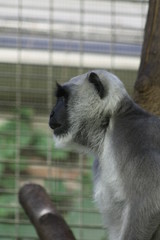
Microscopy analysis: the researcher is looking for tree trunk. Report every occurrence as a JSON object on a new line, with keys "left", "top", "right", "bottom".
{"left": 134, "top": 0, "right": 160, "bottom": 116}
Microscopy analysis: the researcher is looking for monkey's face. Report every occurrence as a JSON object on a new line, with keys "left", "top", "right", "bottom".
{"left": 49, "top": 70, "right": 127, "bottom": 151}
{"left": 49, "top": 82, "right": 71, "bottom": 147}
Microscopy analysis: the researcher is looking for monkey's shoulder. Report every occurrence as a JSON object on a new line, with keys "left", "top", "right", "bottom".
{"left": 113, "top": 107, "right": 160, "bottom": 153}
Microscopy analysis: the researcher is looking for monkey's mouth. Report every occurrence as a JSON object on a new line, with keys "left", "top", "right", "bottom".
{"left": 52, "top": 122, "right": 61, "bottom": 131}
{"left": 49, "top": 117, "right": 69, "bottom": 136}
{"left": 54, "top": 125, "right": 68, "bottom": 136}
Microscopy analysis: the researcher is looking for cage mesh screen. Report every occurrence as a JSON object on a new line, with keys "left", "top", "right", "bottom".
{"left": 0, "top": 0, "right": 148, "bottom": 239}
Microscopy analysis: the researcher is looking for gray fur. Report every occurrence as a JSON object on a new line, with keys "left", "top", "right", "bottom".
{"left": 50, "top": 70, "right": 160, "bottom": 240}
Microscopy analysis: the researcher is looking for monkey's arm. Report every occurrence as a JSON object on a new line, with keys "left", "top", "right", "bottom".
{"left": 119, "top": 202, "right": 160, "bottom": 240}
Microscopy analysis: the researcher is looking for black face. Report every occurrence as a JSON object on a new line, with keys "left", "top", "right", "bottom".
{"left": 49, "top": 84, "right": 69, "bottom": 136}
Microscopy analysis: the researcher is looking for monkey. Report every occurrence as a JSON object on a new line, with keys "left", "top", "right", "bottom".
{"left": 49, "top": 70, "right": 160, "bottom": 240}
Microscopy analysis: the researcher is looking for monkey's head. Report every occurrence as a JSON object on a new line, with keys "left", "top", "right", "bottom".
{"left": 49, "top": 70, "right": 129, "bottom": 153}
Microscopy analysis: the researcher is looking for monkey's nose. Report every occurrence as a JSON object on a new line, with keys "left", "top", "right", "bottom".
{"left": 50, "top": 121, "right": 61, "bottom": 130}
{"left": 49, "top": 114, "right": 61, "bottom": 130}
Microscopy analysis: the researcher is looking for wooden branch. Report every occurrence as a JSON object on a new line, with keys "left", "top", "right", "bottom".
{"left": 134, "top": 0, "right": 160, "bottom": 116}
{"left": 19, "top": 183, "right": 76, "bottom": 240}
{"left": 27, "top": 165, "right": 80, "bottom": 180}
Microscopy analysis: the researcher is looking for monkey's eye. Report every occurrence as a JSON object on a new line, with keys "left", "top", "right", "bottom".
{"left": 55, "top": 83, "right": 69, "bottom": 100}
{"left": 57, "top": 95, "right": 68, "bottom": 108}
{"left": 59, "top": 96, "right": 65, "bottom": 103}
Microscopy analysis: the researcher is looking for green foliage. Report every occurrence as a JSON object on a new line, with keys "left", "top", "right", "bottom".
{"left": 66, "top": 198, "right": 106, "bottom": 240}
{"left": 0, "top": 107, "right": 69, "bottom": 218}
{"left": 0, "top": 194, "right": 15, "bottom": 217}
{"left": 33, "top": 131, "right": 69, "bottom": 160}
{"left": 0, "top": 223, "right": 37, "bottom": 239}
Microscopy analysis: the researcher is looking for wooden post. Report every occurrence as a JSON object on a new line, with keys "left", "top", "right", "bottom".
{"left": 19, "top": 184, "right": 76, "bottom": 240}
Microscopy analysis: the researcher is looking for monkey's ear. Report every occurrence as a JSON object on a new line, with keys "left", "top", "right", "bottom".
{"left": 88, "top": 72, "right": 105, "bottom": 98}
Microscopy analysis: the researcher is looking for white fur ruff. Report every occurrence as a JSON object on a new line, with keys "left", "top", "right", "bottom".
{"left": 53, "top": 132, "right": 73, "bottom": 148}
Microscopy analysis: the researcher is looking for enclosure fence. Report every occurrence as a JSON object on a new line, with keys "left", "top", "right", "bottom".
{"left": 0, "top": 0, "right": 148, "bottom": 239}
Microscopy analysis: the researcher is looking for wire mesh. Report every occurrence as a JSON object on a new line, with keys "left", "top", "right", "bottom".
{"left": 0, "top": 0, "right": 148, "bottom": 239}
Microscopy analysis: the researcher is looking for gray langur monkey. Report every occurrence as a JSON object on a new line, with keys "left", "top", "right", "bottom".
{"left": 49, "top": 70, "right": 160, "bottom": 240}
